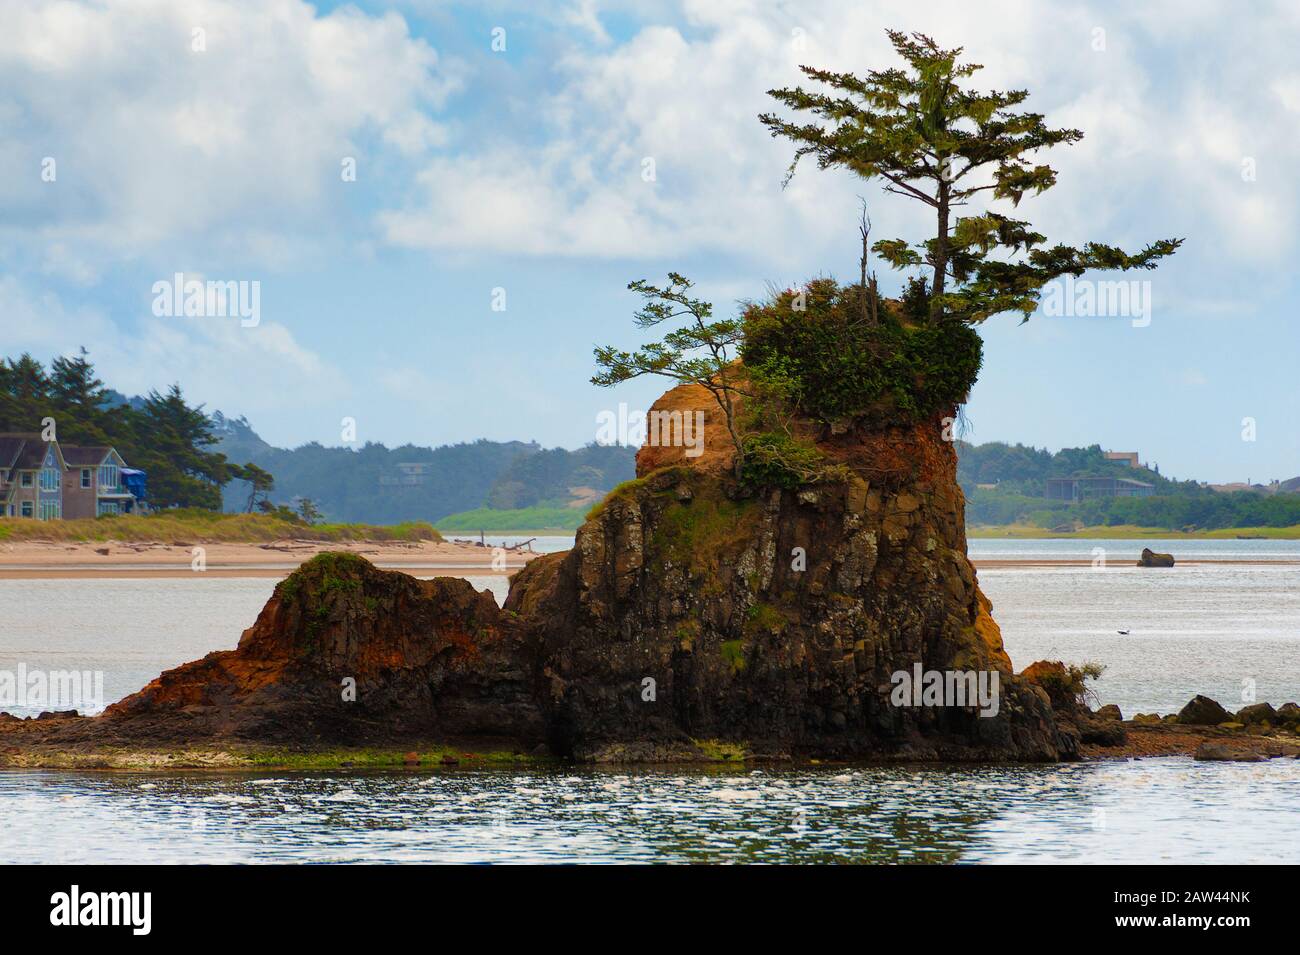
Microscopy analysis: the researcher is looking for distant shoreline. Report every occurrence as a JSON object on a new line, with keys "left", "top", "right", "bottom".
{"left": 0, "top": 539, "right": 536, "bottom": 580}
{"left": 967, "top": 523, "right": 1300, "bottom": 540}
{"left": 443, "top": 529, "right": 576, "bottom": 538}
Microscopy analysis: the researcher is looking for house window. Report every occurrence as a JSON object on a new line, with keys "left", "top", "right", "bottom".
{"left": 21, "top": 473, "right": 32, "bottom": 487}
{"left": 40, "top": 467, "right": 59, "bottom": 491}
{"left": 21, "top": 502, "right": 33, "bottom": 518}
{"left": 99, "top": 464, "right": 119, "bottom": 490}
{"left": 39, "top": 501, "right": 61, "bottom": 520}
{"left": 81, "top": 469, "right": 92, "bottom": 488}
{"left": 97, "top": 501, "right": 120, "bottom": 517}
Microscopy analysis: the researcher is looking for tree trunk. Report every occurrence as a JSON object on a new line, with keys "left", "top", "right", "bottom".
{"left": 722, "top": 396, "right": 745, "bottom": 479}
{"left": 932, "top": 178, "right": 950, "bottom": 322}
{"left": 859, "top": 232, "right": 869, "bottom": 325}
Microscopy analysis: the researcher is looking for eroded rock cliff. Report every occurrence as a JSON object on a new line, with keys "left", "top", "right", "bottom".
{"left": 508, "top": 383, "right": 1070, "bottom": 761}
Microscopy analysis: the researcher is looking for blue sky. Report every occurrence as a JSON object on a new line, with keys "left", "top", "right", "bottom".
{"left": 1, "top": 0, "right": 1297, "bottom": 483}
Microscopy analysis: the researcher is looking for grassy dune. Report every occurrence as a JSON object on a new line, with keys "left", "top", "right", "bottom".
{"left": 0, "top": 508, "right": 442, "bottom": 544}
{"left": 435, "top": 506, "right": 584, "bottom": 533}
{"left": 968, "top": 523, "right": 1300, "bottom": 539}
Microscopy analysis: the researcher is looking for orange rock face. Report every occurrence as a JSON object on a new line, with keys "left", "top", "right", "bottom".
{"left": 97, "top": 554, "right": 544, "bottom": 746}
{"left": 634, "top": 380, "right": 739, "bottom": 478}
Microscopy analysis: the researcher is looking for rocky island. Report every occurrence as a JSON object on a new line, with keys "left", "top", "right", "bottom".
{"left": 0, "top": 376, "right": 1071, "bottom": 764}
{"left": 11, "top": 358, "right": 1278, "bottom": 769}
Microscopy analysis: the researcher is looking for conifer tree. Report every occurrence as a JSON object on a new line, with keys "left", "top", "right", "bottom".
{"left": 760, "top": 30, "right": 1181, "bottom": 323}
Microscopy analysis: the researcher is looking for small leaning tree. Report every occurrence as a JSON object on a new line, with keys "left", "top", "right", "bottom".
{"left": 759, "top": 29, "right": 1182, "bottom": 324}
{"left": 592, "top": 273, "right": 749, "bottom": 475}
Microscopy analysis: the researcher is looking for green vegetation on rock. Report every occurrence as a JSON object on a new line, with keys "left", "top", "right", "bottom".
{"left": 742, "top": 277, "right": 983, "bottom": 428}
{"left": 649, "top": 481, "right": 759, "bottom": 577}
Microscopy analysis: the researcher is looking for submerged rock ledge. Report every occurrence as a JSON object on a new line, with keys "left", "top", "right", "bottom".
{"left": 0, "top": 385, "right": 1271, "bottom": 767}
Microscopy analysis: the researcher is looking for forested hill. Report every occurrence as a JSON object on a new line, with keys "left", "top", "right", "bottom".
{"left": 0, "top": 350, "right": 637, "bottom": 523}
{"left": 957, "top": 440, "right": 1300, "bottom": 530}
{"left": 955, "top": 441, "right": 1188, "bottom": 495}
{"left": 211, "top": 412, "right": 636, "bottom": 523}
{"left": 10, "top": 346, "right": 1291, "bottom": 532}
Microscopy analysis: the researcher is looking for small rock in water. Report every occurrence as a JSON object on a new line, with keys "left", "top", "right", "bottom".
{"left": 1136, "top": 547, "right": 1175, "bottom": 567}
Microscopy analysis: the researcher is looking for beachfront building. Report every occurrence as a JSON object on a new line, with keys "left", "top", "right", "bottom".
{"left": 1045, "top": 476, "right": 1156, "bottom": 501}
{"left": 0, "top": 433, "right": 146, "bottom": 519}
{"left": 1102, "top": 450, "right": 1142, "bottom": 468}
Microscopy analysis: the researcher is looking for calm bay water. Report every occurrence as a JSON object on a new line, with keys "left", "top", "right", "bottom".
{"left": 2, "top": 758, "right": 1299, "bottom": 864}
{"left": 2, "top": 537, "right": 1298, "bottom": 863}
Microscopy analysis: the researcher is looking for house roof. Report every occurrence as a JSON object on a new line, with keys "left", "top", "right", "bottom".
{"left": 0, "top": 433, "right": 54, "bottom": 470}
{"left": 0, "top": 434, "right": 30, "bottom": 470}
{"left": 1048, "top": 475, "right": 1155, "bottom": 488}
{"left": 61, "top": 446, "right": 112, "bottom": 466}
{"left": 0, "top": 434, "right": 117, "bottom": 472}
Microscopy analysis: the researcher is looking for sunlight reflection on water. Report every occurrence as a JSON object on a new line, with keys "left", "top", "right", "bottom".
{"left": 3, "top": 758, "right": 1297, "bottom": 864}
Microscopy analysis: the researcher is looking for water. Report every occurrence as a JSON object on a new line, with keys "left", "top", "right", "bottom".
{"left": 968, "top": 537, "right": 1300, "bottom": 561}
{"left": 979, "top": 559, "right": 1300, "bottom": 716}
{"left": 2, "top": 758, "right": 1297, "bottom": 864}
{"left": 3, "top": 537, "right": 1298, "bottom": 864}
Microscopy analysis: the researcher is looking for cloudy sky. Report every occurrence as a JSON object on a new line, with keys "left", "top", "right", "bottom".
{"left": 2, "top": 0, "right": 1297, "bottom": 482}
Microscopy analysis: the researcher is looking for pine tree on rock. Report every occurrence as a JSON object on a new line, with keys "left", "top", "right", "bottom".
{"left": 760, "top": 29, "right": 1182, "bottom": 324}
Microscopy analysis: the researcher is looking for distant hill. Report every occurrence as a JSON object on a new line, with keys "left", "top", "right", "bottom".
{"left": 955, "top": 441, "right": 1193, "bottom": 495}
{"left": 956, "top": 440, "right": 1300, "bottom": 530}
{"left": 211, "top": 412, "right": 636, "bottom": 524}
{"left": 483, "top": 443, "right": 635, "bottom": 511}
{"left": 214, "top": 415, "right": 1295, "bottom": 531}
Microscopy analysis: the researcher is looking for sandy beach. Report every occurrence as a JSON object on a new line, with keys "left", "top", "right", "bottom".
{"left": 2, "top": 539, "right": 1297, "bottom": 579}
{"left": 0, "top": 538, "right": 539, "bottom": 579}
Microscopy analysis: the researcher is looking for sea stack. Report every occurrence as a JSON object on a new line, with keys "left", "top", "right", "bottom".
{"left": 506, "top": 380, "right": 1073, "bottom": 761}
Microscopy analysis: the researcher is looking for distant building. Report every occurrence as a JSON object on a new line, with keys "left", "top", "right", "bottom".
{"left": 0, "top": 433, "right": 146, "bottom": 519}
{"left": 1208, "top": 481, "right": 1275, "bottom": 494}
{"left": 379, "top": 462, "right": 429, "bottom": 487}
{"left": 1045, "top": 476, "right": 1156, "bottom": 501}
{"left": 1102, "top": 450, "right": 1141, "bottom": 468}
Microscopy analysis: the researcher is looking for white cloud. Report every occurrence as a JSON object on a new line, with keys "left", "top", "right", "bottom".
{"left": 0, "top": 275, "right": 338, "bottom": 418}
{"left": 377, "top": 0, "right": 1300, "bottom": 275}
{"left": 0, "top": 0, "right": 458, "bottom": 270}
